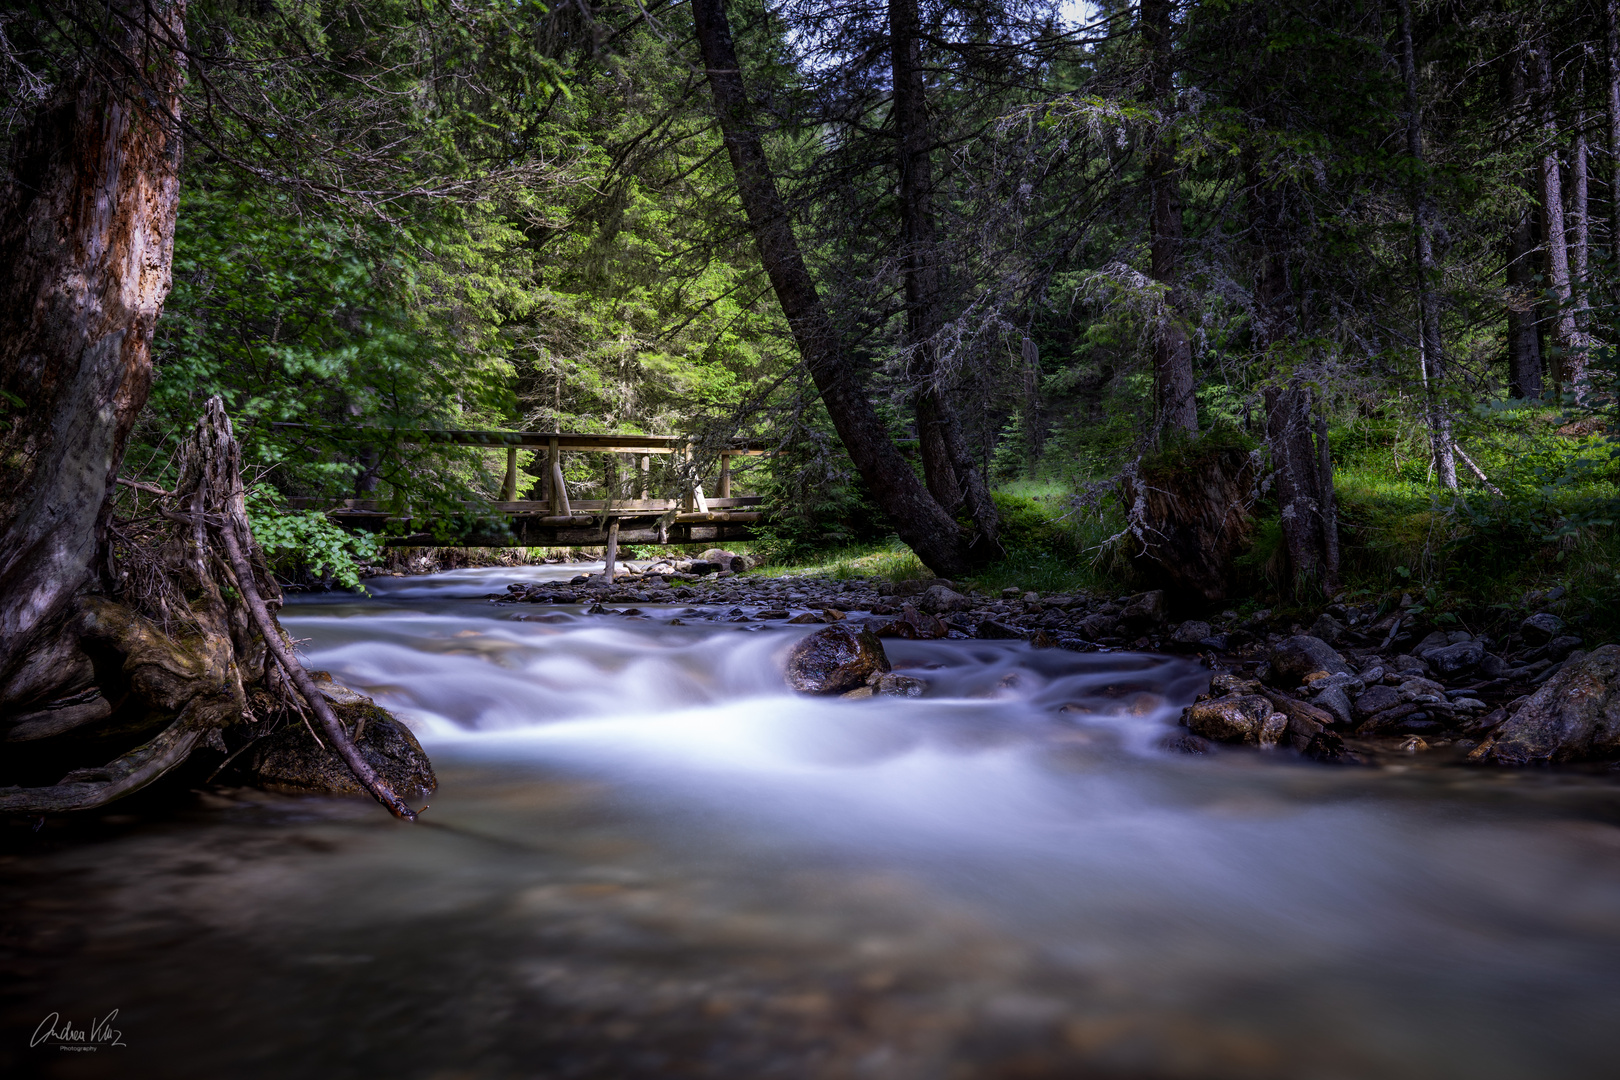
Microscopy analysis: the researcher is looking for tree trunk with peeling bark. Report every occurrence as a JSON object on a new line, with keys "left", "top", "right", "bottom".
{"left": 690, "top": 0, "right": 980, "bottom": 577}
{"left": 1534, "top": 41, "right": 1579, "bottom": 386}
{"left": 0, "top": 3, "right": 425, "bottom": 818}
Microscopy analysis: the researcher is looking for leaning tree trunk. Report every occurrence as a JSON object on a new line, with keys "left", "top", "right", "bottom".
{"left": 690, "top": 0, "right": 979, "bottom": 577}
{"left": 0, "top": 4, "right": 420, "bottom": 819}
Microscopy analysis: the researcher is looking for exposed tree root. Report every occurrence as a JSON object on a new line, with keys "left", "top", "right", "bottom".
{"left": 0, "top": 398, "right": 423, "bottom": 819}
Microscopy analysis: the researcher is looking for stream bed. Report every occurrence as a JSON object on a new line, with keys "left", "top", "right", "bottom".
{"left": 4, "top": 565, "right": 1619, "bottom": 1078}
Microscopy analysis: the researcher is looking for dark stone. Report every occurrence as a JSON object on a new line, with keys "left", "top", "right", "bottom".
{"left": 1171, "top": 620, "right": 1212, "bottom": 646}
{"left": 919, "top": 585, "right": 972, "bottom": 614}
{"left": 1353, "top": 684, "right": 1403, "bottom": 718}
{"left": 1311, "top": 684, "right": 1354, "bottom": 726}
{"left": 240, "top": 701, "right": 436, "bottom": 801}
{"left": 1120, "top": 590, "right": 1167, "bottom": 630}
{"left": 975, "top": 619, "right": 1023, "bottom": 640}
{"left": 1078, "top": 613, "right": 1119, "bottom": 639}
{"left": 1519, "top": 612, "right": 1565, "bottom": 643}
{"left": 1425, "top": 639, "right": 1485, "bottom": 676}
{"left": 1488, "top": 645, "right": 1620, "bottom": 764}
{"left": 1309, "top": 613, "right": 1345, "bottom": 644}
{"left": 1545, "top": 635, "right": 1584, "bottom": 661}
{"left": 1160, "top": 732, "right": 1215, "bottom": 755}
{"left": 783, "top": 624, "right": 892, "bottom": 695}
{"left": 1268, "top": 635, "right": 1354, "bottom": 685}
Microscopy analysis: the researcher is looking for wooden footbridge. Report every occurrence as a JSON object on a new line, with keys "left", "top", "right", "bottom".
{"left": 283, "top": 427, "right": 771, "bottom": 550}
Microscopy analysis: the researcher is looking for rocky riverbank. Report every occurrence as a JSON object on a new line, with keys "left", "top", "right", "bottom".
{"left": 490, "top": 551, "right": 1618, "bottom": 769}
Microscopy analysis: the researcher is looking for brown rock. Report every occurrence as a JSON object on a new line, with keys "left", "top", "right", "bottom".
{"left": 1488, "top": 645, "right": 1620, "bottom": 764}
{"left": 784, "top": 624, "right": 892, "bottom": 695}
{"left": 1183, "top": 694, "right": 1287, "bottom": 746}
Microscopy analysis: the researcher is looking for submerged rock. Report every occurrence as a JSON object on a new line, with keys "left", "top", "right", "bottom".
{"left": 240, "top": 697, "right": 436, "bottom": 801}
{"left": 874, "top": 673, "right": 926, "bottom": 697}
{"left": 784, "top": 624, "right": 891, "bottom": 695}
{"left": 1487, "top": 645, "right": 1620, "bottom": 764}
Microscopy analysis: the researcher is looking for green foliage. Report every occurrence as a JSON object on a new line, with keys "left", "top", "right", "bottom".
{"left": 246, "top": 490, "right": 383, "bottom": 591}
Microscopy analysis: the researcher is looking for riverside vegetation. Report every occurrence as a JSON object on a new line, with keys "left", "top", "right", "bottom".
{"left": 5, "top": 0, "right": 1620, "bottom": 812}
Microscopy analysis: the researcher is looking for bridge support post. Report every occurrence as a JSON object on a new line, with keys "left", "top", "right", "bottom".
{"left": 719, "top": 453, "right": 731, "bottom": 499}
{"left": 501, "top": 446, "right": 517, "bottom": 501}
{"left": 639, "top": 455, "right": 650, "bottom": 499}
{"left": 602, "top": 518, "right": 620, "bottom": 586}
{"left": 548, "top": 437, "right": 570, "bottom": 515}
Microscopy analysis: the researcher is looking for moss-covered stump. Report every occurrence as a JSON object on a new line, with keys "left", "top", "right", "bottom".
{"left": 236, "top": 696, "right": 436, "bottom": 801}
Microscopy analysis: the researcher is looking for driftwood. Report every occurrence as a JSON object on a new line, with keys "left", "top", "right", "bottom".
{"left": 0, "top": 399, "right": 422, "bottom": 820}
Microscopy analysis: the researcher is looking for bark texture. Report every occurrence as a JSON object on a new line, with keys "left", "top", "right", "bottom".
{"left": 1533, "top": 41, "right": 1579, "bottom": 384}
{"left": 1609, "top": 0, "right": 1620, "bottom": 259}
{"left": 0, "top": 1, "right": 187, "bottom": 705}
{"left": 0, "top": 7, "right": 424, "bottom": 818}
{"left": 690, "top": 0, "right": 977, "bottom": 576}
{"left": 1141, "top": 0, "right": 1197, "bottom": 437}
{"left": 1119, "top": 441, "right": 1258, "bottom": 603}
{"left": 1397, "top": 0, "right": 1455, "bottom": 489}
{"left": 1264, "top": 381, "right": 1339, "bottom": 599}
{"left": 1507, "top": 52, "right": 1544, "bottom": 400}
{"left": 889, "top": 0, "right": 998, "bottom": 551}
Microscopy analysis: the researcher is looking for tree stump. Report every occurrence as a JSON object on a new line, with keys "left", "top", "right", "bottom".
{"left": 1118, "top": 436, "right": 1259, "bottom": 604}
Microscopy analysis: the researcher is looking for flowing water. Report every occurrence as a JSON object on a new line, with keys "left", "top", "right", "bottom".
{"left": 4, "top": 565, "right": 1620, "bottom": 1079}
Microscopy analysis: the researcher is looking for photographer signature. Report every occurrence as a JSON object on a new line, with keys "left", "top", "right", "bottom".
{"left": 31, "top": 1010, "right": 126, "bottom": 1051}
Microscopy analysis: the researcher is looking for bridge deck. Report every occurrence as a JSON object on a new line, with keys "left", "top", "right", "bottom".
{"left": 280, "top": 427, "right": 774, "bottom": 547}
{"left": 295, "top": 497, "right": 768, "bottom": 548}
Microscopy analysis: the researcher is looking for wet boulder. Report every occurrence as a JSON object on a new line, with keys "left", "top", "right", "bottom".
{"left": 1487, "top": 645, "right": 1620, "bottom": 764}
{"left": 1267, "top": 635, "right": 1355, "bottom": 686}
{"left": 239, "top": 698, "right": 437, "bottom": 801}
{"left": 784, "top": 624, "right": 892, "bottom": 695}
{"left": 1183, "top": 694, "right": 1288, "bottom": 746}
{"left": 975, "top": 619, "right": 1024, "bottom": 640}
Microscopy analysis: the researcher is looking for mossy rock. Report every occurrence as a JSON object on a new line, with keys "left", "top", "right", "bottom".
{"left": 239, "top": 698, "right": 436, "bottom": 800}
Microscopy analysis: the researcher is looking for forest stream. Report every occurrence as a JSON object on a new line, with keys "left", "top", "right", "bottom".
{"left": 4, "top": 565, "right": 1620, "bottom": 1079}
